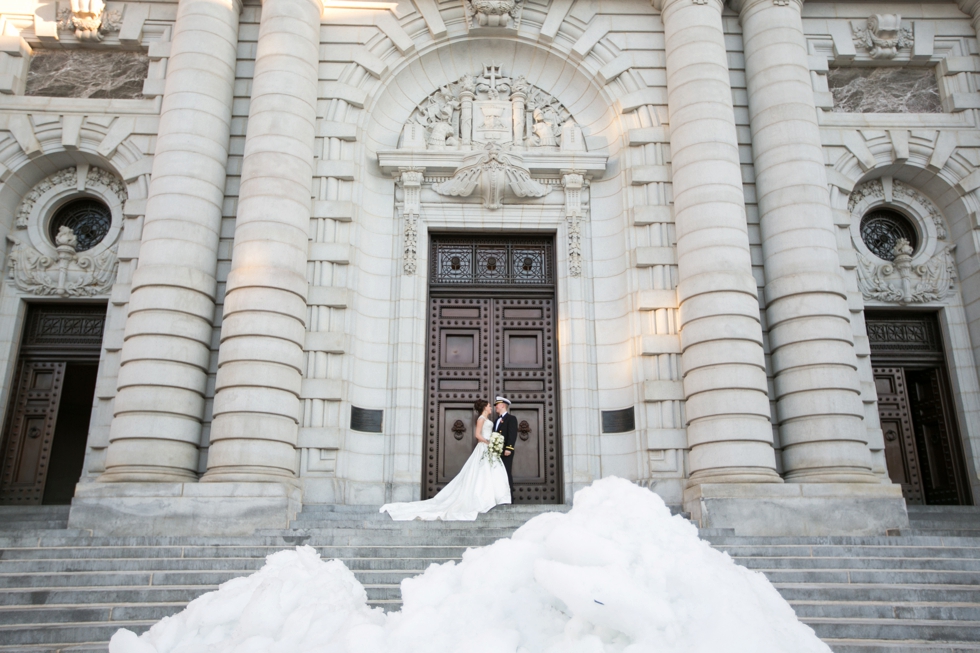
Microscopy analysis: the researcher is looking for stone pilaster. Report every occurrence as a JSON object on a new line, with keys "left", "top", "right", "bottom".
{"left": 100, "top": 0, "right": 241, "bottom": 483}
{"left": 732, "top": 0, "right": 877, "bottom": 483}
{"left": 202, "top": 0, "right": 322, "bottom": 485}
{"left": 655, "top": 0, "right": 780, "bottom": 485}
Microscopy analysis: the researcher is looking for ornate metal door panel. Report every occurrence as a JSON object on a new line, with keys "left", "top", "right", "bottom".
{"left": 873, "top": 367, "right": 923, "bottom": 504}
{"left": 425, "top": 237, "right": 560, "bottom": 503}
{"left": 0, "top": 361, "right": 66, "bottom": 504}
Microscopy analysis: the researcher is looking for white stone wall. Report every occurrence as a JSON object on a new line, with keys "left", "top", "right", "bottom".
{"left": 0, "top": 0, "right": 976, "bottom": 509}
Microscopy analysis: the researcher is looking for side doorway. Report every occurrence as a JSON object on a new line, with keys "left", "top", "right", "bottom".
{"left": 868, "top": 311, "right": 972, "bottom": 505}
{"left": 0, "top": 304, "right": 105, "bottom": 505}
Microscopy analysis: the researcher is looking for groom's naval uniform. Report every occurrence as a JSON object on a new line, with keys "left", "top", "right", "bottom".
{"left": 493, "top": 396, "right": 518, "bottom": 492}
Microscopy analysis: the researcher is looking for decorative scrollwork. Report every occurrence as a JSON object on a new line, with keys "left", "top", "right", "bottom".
{"left": 852, "top": 14, "right": 913, "bottom": 59}
{"left": 857, "top": 239, "right": 956, "bottom": 305}
{"left": 7, "top": 228, "right": 118, "bottom": 297}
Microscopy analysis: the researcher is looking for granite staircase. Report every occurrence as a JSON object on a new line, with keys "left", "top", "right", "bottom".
{"left": 0, "top": 504, "right": 979, "bottom": 653}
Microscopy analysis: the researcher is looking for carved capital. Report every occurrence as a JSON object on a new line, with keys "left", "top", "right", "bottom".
{"left": 653, "top": 0, "right": 724, "bottom": 14}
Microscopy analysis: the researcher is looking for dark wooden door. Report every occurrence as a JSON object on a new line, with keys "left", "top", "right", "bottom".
{"left": 867, "top": 311, "right": 972, "bottom": 505}
{"left": 0, "top": 361, "right": 66, "bottom": 504}
{"left": 0, "top": 304, "right": 105, "bottom": 505}
{"left": 907, "top": 368, "right": 971, "bottom": 505}
{"left": 425, "top": 236, "right": 560, "bottom": 503}
{"left": 873, "top": 367, "right": 923, "bottom": 503}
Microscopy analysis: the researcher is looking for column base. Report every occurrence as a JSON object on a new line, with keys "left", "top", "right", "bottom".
{"left": 67, "top": 482, "right": 302, "bottom": 536}
{"left": 684, "top": 482, "right": 908, "bottom": 536}
{"left": 783, "top": 468, "right": 881, "bottom": 484}
{"left": 97, "top": 467, "right": 199, "bottom": 483}
{"left": 200, "top": 468, "right": 300, "bottom": 489}
{"left": 687, "top": 467, "right": 783, "bottom": 486}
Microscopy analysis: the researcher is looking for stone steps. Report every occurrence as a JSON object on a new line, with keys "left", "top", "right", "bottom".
{"left": 0, "top": 504, "right": 978, "bottom": 652}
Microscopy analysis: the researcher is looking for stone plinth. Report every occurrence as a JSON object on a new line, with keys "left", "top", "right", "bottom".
{"left": 67, "top": 482, "right": 301, "bottom": 536}
{"left": 684, "top": 482, "right": 908, "bottom": 536}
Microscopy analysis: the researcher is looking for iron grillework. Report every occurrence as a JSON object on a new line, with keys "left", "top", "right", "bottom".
{"left": 431, "top": 237, "right": 554, "bottom": 286}
{"left": 860, "top": 209, "right": 918, "bottom": 261}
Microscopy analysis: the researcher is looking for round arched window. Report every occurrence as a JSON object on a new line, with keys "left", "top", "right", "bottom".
{"left": 49, "top": 198, "right": 111, "bottom": 252}
{"left": 860, "top": 209, "right": 918, "bottom": 261}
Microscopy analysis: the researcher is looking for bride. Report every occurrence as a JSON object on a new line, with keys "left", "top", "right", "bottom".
{"left": 381, "top": 399, "right": 511, "bottom": 521}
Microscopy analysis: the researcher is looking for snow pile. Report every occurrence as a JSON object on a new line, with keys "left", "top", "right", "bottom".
{"left": 110, "top": 477, "right": 831, "bottom": 653}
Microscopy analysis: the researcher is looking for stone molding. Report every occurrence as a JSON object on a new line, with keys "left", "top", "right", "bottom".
{"left": 726, "top": 0, "right": 802, "bottom": 16}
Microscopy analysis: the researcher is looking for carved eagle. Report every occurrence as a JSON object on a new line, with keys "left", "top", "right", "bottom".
{"left": 433, "top": 143, "right": 549, "bottom": 209}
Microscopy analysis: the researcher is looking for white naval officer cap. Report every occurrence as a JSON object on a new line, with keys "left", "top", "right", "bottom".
{"left": 494, "top": 396, "right": 512, "bottom": 405}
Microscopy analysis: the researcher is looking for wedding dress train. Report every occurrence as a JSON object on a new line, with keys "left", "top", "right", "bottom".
{"left": 381, "top": 419, "right": 511, "bottom": 521}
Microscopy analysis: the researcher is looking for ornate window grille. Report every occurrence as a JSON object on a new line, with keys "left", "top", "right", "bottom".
{"left": 860, "top": 209, "right": 918, "bottom": 261}
{"left": 430, "top": 237, "right": 554, "bottom": 286}
{"left": 49, "top": 199, "right": 111, "bottom": 252}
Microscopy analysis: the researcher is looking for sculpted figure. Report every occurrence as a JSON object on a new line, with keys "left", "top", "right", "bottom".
{"left": 427, "top": 105, "right": 459, "bottom": 149}
{"left": 529, "top": 108, "right": 557, "bottom": 147}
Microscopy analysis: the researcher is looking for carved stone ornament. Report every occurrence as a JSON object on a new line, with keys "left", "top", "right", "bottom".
{"left": 16, "top": 166, "right": 127, "bottom": 229}
{"left": 848, "top": 179, "right": 948, "bottom": 241}
{"left": 399, "top": 64, "right": 585, "bottom": 153}
{"left": 464, "top": 0, "right": 524, "bottom": 29}
{"left": 857, "top": 239, "right": 955, "bottom": 304}
{"left": 57, "top": 0, "right": 122, "bottom": 41}
{"left": 7, "top": 227, "right": 118, "bottom": 297}
{"left": 562, "top": 170, "right": 588, "bottom": 277}
{"left": 396, "top": 167, "right": 424, "bottom": 275}
{"left": 8, "top": 166, "right": 124, "bottom": 296}
{"left": 852, "top": 14, "right": 913, "bottom": 59}
{"left": 433, "top": 143, "right": 549, "bottom": 210}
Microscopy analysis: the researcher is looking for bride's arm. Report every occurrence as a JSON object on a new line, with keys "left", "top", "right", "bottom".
{"left": 474, "top": 416, "right": 489, "bottom": 443}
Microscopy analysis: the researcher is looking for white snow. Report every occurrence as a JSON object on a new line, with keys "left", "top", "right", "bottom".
{"left": 109, "top": 477, "right": 832, "bottom": 653}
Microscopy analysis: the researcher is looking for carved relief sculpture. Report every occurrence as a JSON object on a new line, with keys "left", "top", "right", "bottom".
{"left": 397, "top": 168, "right": 424, "bottom": 275}
{"left": 7, "top": 227, "right": 118, "bottom": 297}
{"left": 857, "top": 239, "right": 956, "bottom": 305}
{"left": 399, "top": 65, "right": 583, "bottom": 153}
{"left": 433, "top": 143, "right": 549, "bottom": 210}
{"left": 57, "top": 0, "right": 122, "bottom": 41}
{"left": 562, "top": 171, "right": 588, "bottom": 277}
{"left": 848, "top": 179, "right": 948, "bottom": 241}
{"left": 8, "top": 166, "right": 125, "bottom": 296}
{"left": 464, "top": 0, "right": 524, "bottom": 29}
{"left": 852, "top": 14, "right": 913, "bottom": 59}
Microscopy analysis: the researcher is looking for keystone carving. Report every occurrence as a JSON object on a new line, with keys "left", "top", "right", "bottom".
{"left": 464, "top": 0, "right": 524, "bottom": 29}
{"left": 852, "top": 14, "right": 913, "bottom": 59}
{"left": 857, "top": 239, "right": 956, "bottom": 304}
{"left": 57, "top": 0, "right": 122, "bottom": 41}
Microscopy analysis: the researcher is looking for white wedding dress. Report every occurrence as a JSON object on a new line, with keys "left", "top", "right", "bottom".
{"left": 381, "top": 418, "right": 511, "bottom": 521}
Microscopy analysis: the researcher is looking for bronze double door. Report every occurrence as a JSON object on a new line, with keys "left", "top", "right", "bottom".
{"left": 424, "top": 239, "right": 561, "bottom": 503}
{"left": 869, "top": 312, "right": 972, "bottom": 505}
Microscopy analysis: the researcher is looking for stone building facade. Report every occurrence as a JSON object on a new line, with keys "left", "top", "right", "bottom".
{"left": 0, "top": 0, "right": 976, "bottom": 536}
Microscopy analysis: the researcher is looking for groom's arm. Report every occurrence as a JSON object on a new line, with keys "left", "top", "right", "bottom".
{"left": 503, "top": 414, "right": 518, "bottom": 452}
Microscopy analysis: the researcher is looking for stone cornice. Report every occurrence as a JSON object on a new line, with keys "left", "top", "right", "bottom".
{"left": 958, "top": 0, "right": 980, "bottom": 30}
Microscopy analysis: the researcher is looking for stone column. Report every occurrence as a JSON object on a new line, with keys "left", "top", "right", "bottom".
{"left": 656, "top": 0, "right": 780, "bottom": 484}
{"left": 100, "top": 0, "right": 241, "bottom": 482}
{"left": 202, "top": 0, "right": 321, "bottom": 484}
{"left": 733, "top": 0, "right": 877, "bottom": 482}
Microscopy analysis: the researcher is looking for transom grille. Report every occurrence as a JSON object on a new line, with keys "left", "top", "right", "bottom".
{"left": 430, "top": 237, "right": 554, "bottom": 286}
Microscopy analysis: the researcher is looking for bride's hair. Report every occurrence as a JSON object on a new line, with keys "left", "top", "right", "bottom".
{"left": 473, "top": 399, "right": 489, "bottom": 415}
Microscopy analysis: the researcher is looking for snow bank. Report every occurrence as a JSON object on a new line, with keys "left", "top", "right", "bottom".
{"left": 109, "top": 477, "right": 831, "bottom": 653}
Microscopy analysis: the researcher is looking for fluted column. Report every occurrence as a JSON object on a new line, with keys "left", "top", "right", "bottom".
{"left": 202, "top": 0, "right": 321, "bottom": 484}
{"left": 101, "top": 0, "right": 241, "bottom": 482}
{"left": 656, "top": 0, "right": 780, "bottom": 484}
{"left": 733, "top": 0, "right": 877, "bottom": 482}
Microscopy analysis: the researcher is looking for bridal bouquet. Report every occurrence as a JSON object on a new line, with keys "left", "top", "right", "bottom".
{"left": 484, "top": 432, "right": 505, "bottom": 466}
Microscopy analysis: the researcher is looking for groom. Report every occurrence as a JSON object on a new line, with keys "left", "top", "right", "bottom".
{"left": 493, "top": 396, "right": 518, "bottom": 493}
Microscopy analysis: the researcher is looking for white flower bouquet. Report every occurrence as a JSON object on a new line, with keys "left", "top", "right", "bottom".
{"left": 484, "top": 432, "right": 505, "bottom": 466}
